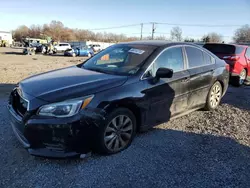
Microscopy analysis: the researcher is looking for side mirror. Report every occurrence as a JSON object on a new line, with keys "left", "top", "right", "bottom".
{"left": 156, "top": 68, "right": 173, "bottom": 78}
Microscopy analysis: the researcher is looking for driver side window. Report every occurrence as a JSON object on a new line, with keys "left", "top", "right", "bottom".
{"left": 149, "top": 47, "right": 184, "bottom": 77}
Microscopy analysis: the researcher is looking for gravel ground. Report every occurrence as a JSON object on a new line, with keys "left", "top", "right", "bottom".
{"left": 0, "top": 48, "right": 250, "bottom": 188}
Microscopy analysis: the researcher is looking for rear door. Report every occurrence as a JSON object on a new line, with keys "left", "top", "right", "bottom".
{"left": 184, "top": 46, "right": 215, "bottom": 109}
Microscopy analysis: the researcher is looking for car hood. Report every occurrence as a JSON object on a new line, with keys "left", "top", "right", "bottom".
{"left": 19, "top": 66, "right": 128, "bottom": 102}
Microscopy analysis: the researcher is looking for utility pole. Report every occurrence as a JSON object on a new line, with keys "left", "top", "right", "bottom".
{"left": 151, "top": 22, "right": 156, "bottom": 40}
{"left": 140, "top": 23, "right": 143, "bottom": 40}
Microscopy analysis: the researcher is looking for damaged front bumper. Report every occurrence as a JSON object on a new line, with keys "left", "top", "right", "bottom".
{"left": 8, "top": 104, "right": 105, "bottom": 158}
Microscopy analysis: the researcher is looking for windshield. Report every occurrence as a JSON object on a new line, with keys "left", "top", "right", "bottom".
{"left": 82, "top": 44, "right": 156, "bottom": 75}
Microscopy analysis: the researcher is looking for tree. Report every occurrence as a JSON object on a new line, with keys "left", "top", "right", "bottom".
{"left": 202, "top": 33, "right": 222, "bottom": 43}
{"left": 202, "top": 35, "right": 210, "bottom": 42}
{"left": 233, "top": 25, "right": 250, "bottom": 43}
{"left": 12, "top": 20, "right": 142, "bottom": 43}
{"left": 184, "top": 38, "right": 195, "bottom": 42}
{"left": 208, "top": 32, "right": 223, "bottom": 42}
{"left": 28, "top": 25, "right": 42, "bottom": 38}
{"left": 170, "top": 27, "right": 182, "bottom": 41}
{"left": 155, "top": 35, "right": 168, "bottom": 40}
{"left": 13, "top": 25, "right": 29, "bottom": 41}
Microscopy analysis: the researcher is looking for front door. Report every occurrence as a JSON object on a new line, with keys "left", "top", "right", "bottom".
{"left": 184, "top": 46, "right": 215, "bottom": 109}
{"left": 143, "top": 46, "right": 190, "bottom": 126}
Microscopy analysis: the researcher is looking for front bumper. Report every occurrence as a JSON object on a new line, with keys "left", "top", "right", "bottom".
{"left": 8, "top": 105, "right": 104, "bottom": 158}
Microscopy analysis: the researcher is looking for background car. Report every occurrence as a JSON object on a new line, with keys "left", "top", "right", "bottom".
{"left": 64, "top": 46, "right": 94, "bottom": 57}
{"left": 204, "top": 43, "right": 250, "bottom": 86}
{"left": 8, "top": 41, "right": 229, "bottom": 158}
{"left": 89, "top": 44, "right": 102, "bottom": 52}
{"left": 54, "top": 43, "right": 71, "bottom": 53}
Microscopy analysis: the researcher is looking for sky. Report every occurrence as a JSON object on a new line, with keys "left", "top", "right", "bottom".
{"left": 0, "top": 0, "right": 250, "bottom": 42}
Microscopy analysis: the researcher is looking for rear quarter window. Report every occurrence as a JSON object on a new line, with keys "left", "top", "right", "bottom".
{"left": 203, "top": 52, "right": 214, "bottom": 64}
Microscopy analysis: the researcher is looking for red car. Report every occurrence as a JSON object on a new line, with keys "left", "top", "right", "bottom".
{"left": 204, "top": 43, "right": 250, "bottom": 86}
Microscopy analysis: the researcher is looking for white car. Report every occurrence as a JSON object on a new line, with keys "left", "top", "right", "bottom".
{"left": 54, "top": 43, "right": 71, "bottom": 53}
{"left": 89, "top": 44, "right": 102, "bottom": 52}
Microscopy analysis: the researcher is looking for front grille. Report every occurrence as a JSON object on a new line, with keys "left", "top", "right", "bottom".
{"left": 10, "top": 89, "right": 28, "bottom": 117}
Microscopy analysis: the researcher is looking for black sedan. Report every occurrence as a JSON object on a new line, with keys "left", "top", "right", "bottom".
{"left": 8, "top": 41, "right": 229, "bottom": 158}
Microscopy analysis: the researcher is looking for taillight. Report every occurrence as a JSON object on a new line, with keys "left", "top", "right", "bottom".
{"left": 223, "top": 56, "right": 240, "bottom": 61}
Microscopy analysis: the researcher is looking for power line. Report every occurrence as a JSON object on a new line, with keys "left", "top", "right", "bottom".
{"left": 155, "top": 22, "right": 244, "bottom": 27}
{"left": 155, "top": 32, "right": 233, "bottom": 38}
{"left": 87, "top": 23, "right": 150, "bottom": 31}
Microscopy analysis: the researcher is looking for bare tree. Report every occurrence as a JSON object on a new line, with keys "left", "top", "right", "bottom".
{"left": 208, "top": 32, "right": 223, "bottom": 42}
{"left": 28, "top": 25, "right": 42, "bottom": 38}
{"left": 170, "top": 27, "right": 182, "bottom": 41}
{"left": 13, "top": 25, "right": 29, "bottom": 41}
{"left": 155, "top": 35, "right": 168, "bottom": 40}
{"left": 202, "top": 33, "right": 223, "bottom": 43}
{"left": 233, "top": 25, "right": 250, "bottom": 43}
{"left": 13, "top": 20, "right": 142, "bottom": 43}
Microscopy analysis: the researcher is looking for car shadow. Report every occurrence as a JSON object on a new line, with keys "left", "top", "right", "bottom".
{"left": 221, "top": 86, "right": 250, "bottom": 111}
{"left": 29, "top": 128, "right": 250, "bottom": 187}
{"left": 4, "top": 52, "right": 24, "bottom": 55}
{"left": 0, "top": 83, "right": 16, "bottom": 98}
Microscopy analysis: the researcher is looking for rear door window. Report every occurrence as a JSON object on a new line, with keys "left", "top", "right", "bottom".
{"left": 204, "top": 44, "right": 244, "bottom": 54}
{"left": 185, "top": 47, "right": 204, "bottom": 68}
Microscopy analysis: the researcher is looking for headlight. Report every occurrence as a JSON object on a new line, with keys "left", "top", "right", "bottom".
{"left": 37, "top": 95, "right": 94, "bottom": 117}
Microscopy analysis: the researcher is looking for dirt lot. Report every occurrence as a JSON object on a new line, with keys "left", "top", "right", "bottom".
{"left": 0, "top": 47, "right": 250, "bottom": 188}
{"left": 0, "top": 47, "right": 88, "bottom": 97}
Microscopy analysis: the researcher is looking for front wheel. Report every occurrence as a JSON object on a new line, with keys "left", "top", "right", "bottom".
{"left": 95, "top": 108, "right": 136, "bottom": 154}
{"left": 204, "top": 81, "right": 222, "bottom": 111}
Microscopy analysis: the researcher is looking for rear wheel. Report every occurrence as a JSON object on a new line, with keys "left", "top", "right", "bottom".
{"left": 95, "top": 108, "right": 136, "bottom": 154}
{"left": 231, "top": 69, "right": 247, "bottom": 87}
{"left": 204, "top": 81, "right": 222, "bottom": 111}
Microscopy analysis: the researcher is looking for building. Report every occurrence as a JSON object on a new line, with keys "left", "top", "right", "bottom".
{"left": 0, "top": 31, "right": 13, "bottom": 45}
{"left": 67, "top": 41, "right": 115, "bottom": 50}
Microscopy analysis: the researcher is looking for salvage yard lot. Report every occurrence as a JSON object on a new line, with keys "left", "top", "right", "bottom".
{"left": 0, "top": 47, "right": 250, "bottom": 187}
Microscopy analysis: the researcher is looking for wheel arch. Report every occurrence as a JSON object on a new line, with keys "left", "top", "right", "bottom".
{"left": 104, "top": 100, "right": 142, "bottom": 132}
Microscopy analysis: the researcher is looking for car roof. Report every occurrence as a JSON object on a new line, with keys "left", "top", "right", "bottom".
{"left": 119, "top": 40, "right": 202, "bottom": 48}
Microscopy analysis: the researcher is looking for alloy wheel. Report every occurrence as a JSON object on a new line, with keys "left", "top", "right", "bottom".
{"left": 239, "top": 69, "right": 246, "bottom": 85}
{"left": 210, "top": 84, "right": 222, "bottom": 108}
{"left": 104, "top": 115, "right": 133, "bottom": 152}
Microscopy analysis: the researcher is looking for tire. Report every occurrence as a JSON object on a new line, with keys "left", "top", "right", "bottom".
{"left": 204, "top": 81, "right": 222, "bottom": 111}
{"left": 231, "top": 69, "right": 247, "bottom": 87}
{"left": 95, "top": 108, "right": 137, "bottom": 154}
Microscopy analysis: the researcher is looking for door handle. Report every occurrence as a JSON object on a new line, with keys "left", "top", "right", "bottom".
{"left": 181, "top": 77, "right": 190, "bottom": 82}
